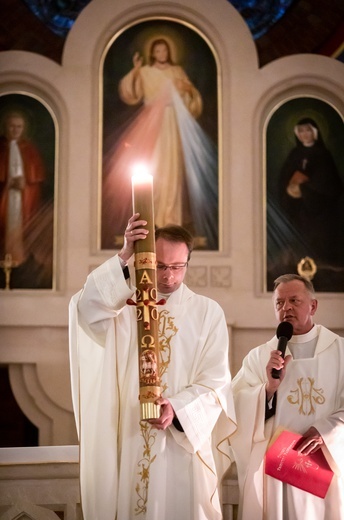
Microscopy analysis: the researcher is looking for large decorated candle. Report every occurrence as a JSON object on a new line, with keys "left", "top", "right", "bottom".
{"left": 131, "top": 165, "right": 162, "bottom": 420}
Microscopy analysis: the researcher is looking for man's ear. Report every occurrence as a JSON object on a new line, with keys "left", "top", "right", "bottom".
{"left": 310, "top": 298, "right": 318, "bottom": 315}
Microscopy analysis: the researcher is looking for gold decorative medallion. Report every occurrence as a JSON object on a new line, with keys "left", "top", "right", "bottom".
{"left": 297, "top": 256, "right": 317, "bottom": 281}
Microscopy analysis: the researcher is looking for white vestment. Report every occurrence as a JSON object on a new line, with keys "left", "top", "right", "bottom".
{"left": 230, "top": 324, "right": 344, "bottom": 520}
{"left": 69, "top": 255, "right": 236, "bottom": 520}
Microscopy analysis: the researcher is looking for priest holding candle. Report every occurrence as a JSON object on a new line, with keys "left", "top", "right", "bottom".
{"left": 69, "top": 168, "right": 236, "bottom": 520}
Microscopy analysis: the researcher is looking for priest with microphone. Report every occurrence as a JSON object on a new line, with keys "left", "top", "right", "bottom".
{"left": 230, "top": 273, "right": 344, "bottom": 520}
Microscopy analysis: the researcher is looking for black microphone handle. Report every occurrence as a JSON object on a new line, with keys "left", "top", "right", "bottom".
{"left": 271, "top": 336, "right": 289, "bottom": 379}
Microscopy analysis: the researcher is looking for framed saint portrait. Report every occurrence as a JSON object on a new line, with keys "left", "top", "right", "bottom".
{"left": 265, "top": 96, "right": 344, "bottom": 292}
{"left": 100, "top": 18, "right": 219, "bottom": 251}
{"left": 0, "top": 93, "right": 56, "bottom": 290}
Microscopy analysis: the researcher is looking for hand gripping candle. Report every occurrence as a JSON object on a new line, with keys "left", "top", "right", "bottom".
{"left": 130, "top": 166, "right": 163, "bottom": 420}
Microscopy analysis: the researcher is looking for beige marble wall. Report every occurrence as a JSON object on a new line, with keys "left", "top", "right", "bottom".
{"left": 0, "top": 446, "right": 81, "bottom": 519}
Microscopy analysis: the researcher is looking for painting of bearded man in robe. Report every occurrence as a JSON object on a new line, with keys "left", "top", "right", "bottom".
{"left": 101, "top": 20, "right": 219, "bottom": 251}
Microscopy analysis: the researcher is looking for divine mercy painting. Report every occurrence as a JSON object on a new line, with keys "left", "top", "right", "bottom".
{"left": 100, "top": 19, "right": 219, "bottom": 251}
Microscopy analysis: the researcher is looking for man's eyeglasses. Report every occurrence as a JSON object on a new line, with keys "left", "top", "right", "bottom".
{"left": 156, "top": 263, "right": 188, "bottom": 272}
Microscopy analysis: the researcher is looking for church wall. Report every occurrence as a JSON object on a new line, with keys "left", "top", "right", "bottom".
{"left": 0, "top": 0, "right": 343, "bottom": 446}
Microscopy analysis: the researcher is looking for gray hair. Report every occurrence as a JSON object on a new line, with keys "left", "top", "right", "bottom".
{"left": 273, "top": 274, "right": 315, "bottom": 297}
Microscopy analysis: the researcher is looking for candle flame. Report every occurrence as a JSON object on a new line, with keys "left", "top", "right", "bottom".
{"left": 132, "top": 163, "right": 152, "bottom": 185}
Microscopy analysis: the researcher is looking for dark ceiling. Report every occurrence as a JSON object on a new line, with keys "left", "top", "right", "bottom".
{"left": 0, "top": 0, "right": 343, "bottom": 67}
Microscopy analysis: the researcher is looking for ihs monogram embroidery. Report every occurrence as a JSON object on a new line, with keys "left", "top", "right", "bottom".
{"left": 287, "top": 377, "right": 325, "bottom": 415}
{"left": 135, "top": 309, "right": 178, "bottom": 515}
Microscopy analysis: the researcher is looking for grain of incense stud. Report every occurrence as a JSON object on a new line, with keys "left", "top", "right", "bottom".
{"left": 127, "top": 169, "right": 165, "bottom": 421}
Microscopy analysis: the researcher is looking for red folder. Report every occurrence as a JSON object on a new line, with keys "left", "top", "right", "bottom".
{"left": 265, "top": 429, "right": 334, "bottom": 498}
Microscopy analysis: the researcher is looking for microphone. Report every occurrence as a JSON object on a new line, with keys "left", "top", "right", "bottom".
{"left": 271, "top": 321, "right": 293, "bottom": 379}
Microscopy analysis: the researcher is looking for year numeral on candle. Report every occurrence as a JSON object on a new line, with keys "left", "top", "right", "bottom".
{"left": 136, "top": 303, "right": 159, "bottom": 322}
{"left": 136, "top": 286, "right": 157, "bottom": 301}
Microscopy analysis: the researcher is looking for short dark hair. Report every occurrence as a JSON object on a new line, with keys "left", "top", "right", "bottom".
{"left": 273, "top": 274, "right": 315, "bottom": 297}
{"left": 155, "top": 225, "right": 194, "bottom": 261}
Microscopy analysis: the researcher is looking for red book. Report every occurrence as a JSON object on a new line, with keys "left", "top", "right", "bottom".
{"left": 265, "top": 429, "right": 334, "bottom": 498}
